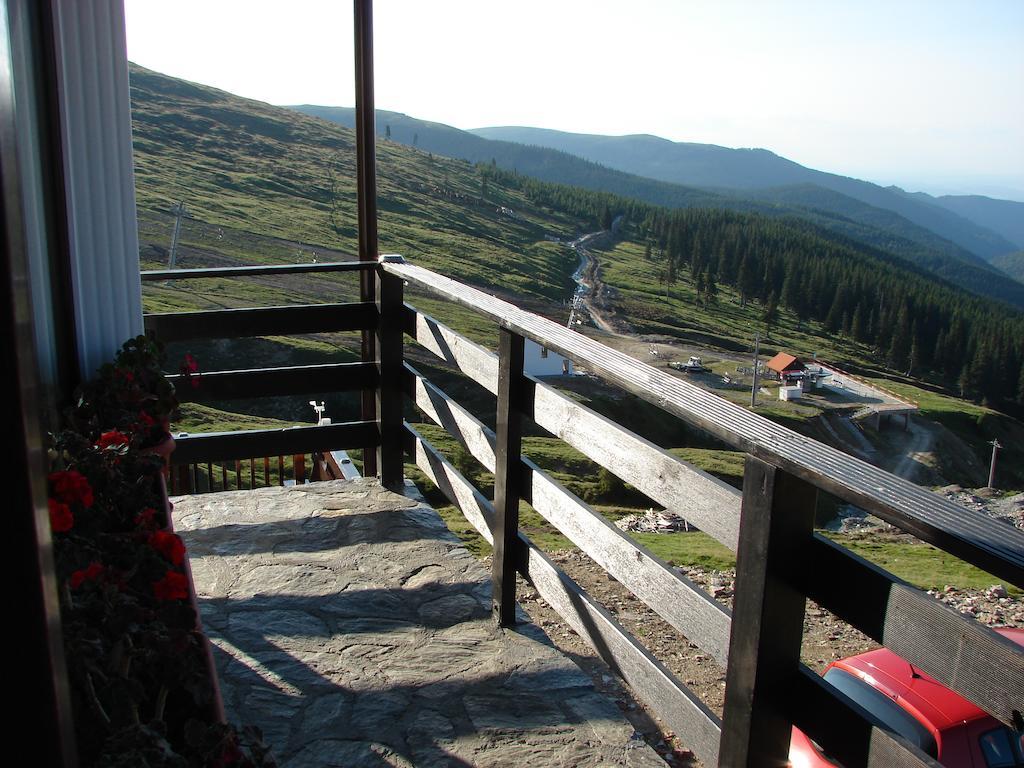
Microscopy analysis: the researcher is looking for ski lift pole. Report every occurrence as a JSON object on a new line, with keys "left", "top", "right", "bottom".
{"left": 751, "top": 332, "right": 761, "bottom": 408}
{"left": 988, "top": 439, "right": 1002, "bottom": 489}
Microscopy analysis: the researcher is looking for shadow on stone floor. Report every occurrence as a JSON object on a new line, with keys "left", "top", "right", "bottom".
{"left": 175, "top": 478, "right": 663, "bottom": 766}
{"left": 205, "top": 608, "right": 645, "bottom": 768}
{"left": 180, "top": 507, "right": 444, "bottom": 555}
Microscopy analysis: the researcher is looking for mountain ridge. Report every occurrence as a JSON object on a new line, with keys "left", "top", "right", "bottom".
{"left": 471, "top": 125, "right": 1020, "bottom": 262}
{"left": 288, "top": 105, "right": 1024, "bottom": 308}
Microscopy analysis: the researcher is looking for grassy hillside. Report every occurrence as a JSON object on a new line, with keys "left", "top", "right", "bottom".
{"left": 131, "top": 64, "right": 584, "bottom": 314}
{"left": 135, "top": 64, "right": 1022, "bottom": 489}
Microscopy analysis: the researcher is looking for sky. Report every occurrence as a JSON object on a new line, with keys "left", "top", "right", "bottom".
{"left": 124, "top": 0, "right": 1024, "bottom": 201}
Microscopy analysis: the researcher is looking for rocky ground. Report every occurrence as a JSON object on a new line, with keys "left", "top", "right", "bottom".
{"left": 834, "top": 486, "right": 1023, "bottom": 533}
{"left": 515, "top": 549, "right": 1021, "bottom": 767}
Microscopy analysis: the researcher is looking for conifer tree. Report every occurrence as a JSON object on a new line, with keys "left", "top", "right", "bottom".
{"left": 762, "top": 292, "right": 779, "bottom": 338}
{"left": 705, "top": 269, "right": 719, "bottom": 306}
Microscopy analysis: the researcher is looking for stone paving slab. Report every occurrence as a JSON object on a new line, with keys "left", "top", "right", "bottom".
{"left": 173, "top": 478, "right": 662, "bottom": 767}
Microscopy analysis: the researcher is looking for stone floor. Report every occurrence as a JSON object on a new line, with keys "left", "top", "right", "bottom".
{"left": 173, "top": 478, "right": 662, "bottom": 767}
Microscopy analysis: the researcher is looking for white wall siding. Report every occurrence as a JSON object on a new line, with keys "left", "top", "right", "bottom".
{"left": 53, "top": 0, "right": 141, "bottom": 377}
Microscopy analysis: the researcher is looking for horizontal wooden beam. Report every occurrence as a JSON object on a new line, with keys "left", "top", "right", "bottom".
{"left": 389, "top": 262, "right": 1023, "bottom": 587}
{"left": 404, "top": 423, "right": 722, "bottom": 767}
{"left": 403, "top": 304, "right": 742, "bottom": 552}
{"left": 523, "top": 529, "right": 723, "bottom": 768}
{"left": 404, "top": 366, "right": 732, "bottom": 665}
{"left": 168, "top": 362, "right": 377, "bottom": 402}
{"left": 144, "top": 302, "right": 376, "bottom": 342}
{"left": 802, "top": 534, "right": 1024, "bottom": 728}
{"left": 405, "top": 422, "right": 497, "bottom": 547}
{"left": 172, "top": 421, "right": 378, "bottom": 464}
{"left": 141, "top": 260, "right": 368, "bottom": 281}
{"left": 528, "top": 378, "right": 741, "bottom": 552}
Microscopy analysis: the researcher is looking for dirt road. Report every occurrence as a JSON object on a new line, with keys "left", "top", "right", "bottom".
{"left": 892, "top": 416, "right": 938, "bottom": 482}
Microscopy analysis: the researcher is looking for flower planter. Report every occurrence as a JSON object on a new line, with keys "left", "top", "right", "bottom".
{"left": 50, "top": 336, "right": 269, "bottom": 765}
{"left": 159, "top": 472, "right": 226, "bottom": 724}
{"left": 146, "top": 433, "right": 176, "bottom": 477}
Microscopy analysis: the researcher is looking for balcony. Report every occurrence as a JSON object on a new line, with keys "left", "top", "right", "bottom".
{"left": 140, "top": 258, "right": 1024, "bottom": 767}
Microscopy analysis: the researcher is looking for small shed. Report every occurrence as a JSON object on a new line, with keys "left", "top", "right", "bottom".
{"left": 766, "top": 352, "right": 806, "bottom": 383}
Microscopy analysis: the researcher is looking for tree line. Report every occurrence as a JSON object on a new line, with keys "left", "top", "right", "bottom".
{"left": 480, "top": 164, "right": 1024, "bottom": 410}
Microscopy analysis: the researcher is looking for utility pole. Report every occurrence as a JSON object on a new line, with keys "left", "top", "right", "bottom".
{"left": 168, "top": 201, "right": 186, "bottom": 271}
{"left": 988, "top": 439, "right": 1002, "bottom": 489}
{"left": 750, "top": 332, "right": 761, "bottom": 408}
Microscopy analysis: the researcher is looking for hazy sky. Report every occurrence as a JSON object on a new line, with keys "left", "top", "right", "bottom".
{"left": 124, "top": 0, "right": 1024, "bottom": 201}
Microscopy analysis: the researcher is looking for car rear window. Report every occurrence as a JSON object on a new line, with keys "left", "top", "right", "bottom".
{"left": 822, "top": 668, "right": 938, "bottom": 758}
{"left": 979, "top": 727, "right": 1024, "bottom": 767}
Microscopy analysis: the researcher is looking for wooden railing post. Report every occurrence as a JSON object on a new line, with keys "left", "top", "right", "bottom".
{"left": 720, "top": 455, "right": 817, "bottom": 766}
{"left": 376, "top": 256, "right": 405, "bottom": 490}
{"left": 492, "top": 327, "right": 526, "bottom": 627}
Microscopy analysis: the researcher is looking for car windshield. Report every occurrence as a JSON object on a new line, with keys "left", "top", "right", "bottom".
{"left": 823, "top": 668, "right": 938, "bottom": 758}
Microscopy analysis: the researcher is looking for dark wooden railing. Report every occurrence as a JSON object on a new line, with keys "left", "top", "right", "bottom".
{"left": 141, "top": 260, "right": 389, "bottom": 494}
{"left": 143, "top": 257, "right": 1023, "bottom": 768}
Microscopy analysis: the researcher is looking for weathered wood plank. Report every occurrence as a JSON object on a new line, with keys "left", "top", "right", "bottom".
{"left": 720, "top": 457, "right": 818, "bottom": 765}
{"left": 521, "top": 462, "right": 732, "bottom": 666}
{"left": 172, "top": 421, "right": 378, "bottom": 464}
{"left": 388, "top": 262, "right": 1023, "bottom": 586}
{"left": 140, "top": 260, "right": 367, "bottom": 281}
{"left": 404, "top": 363, "right": 497, "bottom": 469}
{"left": 528, "top": 379, "right": 741, "bottom": 552}
{"left": 405, "top": 424, "right": 496, "bottom": 545}
{"left": 405, "top": 367, "right": 732, "bottom": 665}
{"left": 404, "top": 423, "right": 722, "bottom": 766}
{"left": 403, "top": 303, "right": 499, "bottom": 392}
{"left": 167, "top": 362, "right": 377, "bottom": 402}
{"left": 803, "top": 535, "right": 1024, "bottom": 728}
{"left": 144, "top": 302, "right": 376, "bottom": 342}
{"left": 492, "top": 329, "right": 526, "bottom": 626}
{"left": 376, "top": 270, "right": 404, "bottom": 489}
{"left": 403, "top": 304, "right": 743, "bottom": 552}
{"left": 524, "top": 540, "right": 723, "bottom": 767}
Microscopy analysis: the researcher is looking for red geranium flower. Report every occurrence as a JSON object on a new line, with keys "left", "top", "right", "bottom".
{"left": 135, "top": 507, "right": 159, "bottom": 529}
{"left": 48, "top": 470, "right": 94, "bottom": 508}
{"left": 48, "top": 498, "right": 74, "bottom": 533}
{"left": 137, "top": 410, "right": 155, "bottom": 427}
{"left": 96, "top": 430, "right": 130, "bottom": 450}
{"left": 179, "top": 353, "right": 201, "bottom": 389}
{"left": 152, "top": 570, "right": 189, "bottom": 601}
{"left": 70, "top": 561, "right": 105, "bottom": 589}
{"left": 148, "top": 530, "right": 186, "bottom": 566}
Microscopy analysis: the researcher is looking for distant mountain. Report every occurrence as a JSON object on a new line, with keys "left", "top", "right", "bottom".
{"left": 470, "top": 126, "right": 1019, "bottom": 263}
{"left": 927, "top": 194, "right": 1024, "bottom": 252}
{"left": 991, "top": 252, "right": 1024, "bottom": 283}
{"left": 289, "top": 106, "right": 1024, "bottom": 308}
{"left": 288, "top": 105, "right": 724, "bottom": 211}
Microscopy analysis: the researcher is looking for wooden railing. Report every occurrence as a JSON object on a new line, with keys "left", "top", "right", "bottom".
{"left": 143, "top": 258, "right": 1023, "bottom": 768}
{"left": 141, "top": 260, "right": 387, "bottom": 493}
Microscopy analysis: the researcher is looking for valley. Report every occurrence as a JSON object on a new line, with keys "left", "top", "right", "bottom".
{"left": 131, "top": 64, "right": 1022, "bottom": 601}
{"left": 127, "top": 63, "right": 1024, "bottom": 765}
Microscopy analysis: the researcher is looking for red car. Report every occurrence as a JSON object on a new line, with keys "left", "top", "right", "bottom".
{"left": 790, "top": 628, "right": 1024, "bottom": 767}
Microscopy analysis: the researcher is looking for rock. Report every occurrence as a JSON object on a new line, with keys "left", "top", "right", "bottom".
{"left": 417, "top": 593, "right": 486, "bottom": 625}
{"left": 350, "top": 691, "right": 410, "bottom": 738}
{"left": 989, "top": 585, "right": 1009, "bottom": 599}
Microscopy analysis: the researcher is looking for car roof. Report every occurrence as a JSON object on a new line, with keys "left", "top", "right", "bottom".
{"left": 831, "top": 628, "right": 1023, "bottom": 732}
